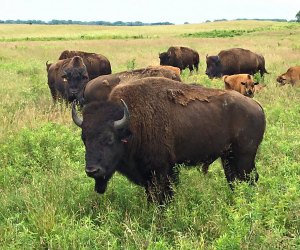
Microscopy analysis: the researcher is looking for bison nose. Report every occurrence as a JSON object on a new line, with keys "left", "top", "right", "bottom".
{"left": 85, "top": 165, "right": 106, "bottom": 178}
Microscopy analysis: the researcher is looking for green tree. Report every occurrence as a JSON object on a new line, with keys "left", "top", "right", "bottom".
{"left": 296, "top": 11, "right": 300, "bottom": 22}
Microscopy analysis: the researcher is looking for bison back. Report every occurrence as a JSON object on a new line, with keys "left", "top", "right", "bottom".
{"left": 109, "top": 77, "right": 265, "bottom": 166}
{"left": 219, "top": 48, "right": 260, "bottom": 75}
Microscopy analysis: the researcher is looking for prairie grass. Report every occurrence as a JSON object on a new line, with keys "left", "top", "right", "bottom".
{"left": 0, "top": 21, "right": 300, "bottom": 249}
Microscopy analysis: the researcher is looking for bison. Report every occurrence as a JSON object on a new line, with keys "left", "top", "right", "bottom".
{"left": 205, "top": 48, "right": 268, "bottom": 78}
{"left": 72, "top": 77, "right": 266, "bottom": 204}
{"left": 46, "top": 56, "right": 89, "bottom": 103}
{"left": 78, "top": 65, "right": 181, "bottom": 105}
{"left": 58, "top": 50, "right": 111, "bottom": 79}
{"left": 223, "top": 74, "right": 259, "bottom": 98}
{"left": 276, "top": 66, "right": 300, "bottom": 86}
{"left": 159, "top": 46, "right": 200, "bottom": 73}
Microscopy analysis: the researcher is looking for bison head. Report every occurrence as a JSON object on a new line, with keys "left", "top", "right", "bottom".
{"left": 72, "top": 100, "right": 130, "bottom": 194}
{"left": 61, "top": 56, "right": 89, "bottom": 102}
{"left": 276, "top": 74, "right": 287, "bottom": 86}
{"left": 240, "top": 76, "right": 259, "bottom": 98}
{"left": 159, "top": 52, "right": 170, "bottom": 66}
{"left": 205, "top": 55, "right": 222, "bottom": 78}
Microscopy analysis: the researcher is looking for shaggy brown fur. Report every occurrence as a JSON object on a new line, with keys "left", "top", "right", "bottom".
{"left": 47, "top": 56, "right": 88, "bottom": 102}
{"left": 76, "top": 77, "right": 266, "bottom": 204}
{"left": 81, "top": 66, "right": 182, "bottom": 105}
{"left": 58, "top": 50, "right": 111, "bottom": 79}
{"left": 206, "top": 48, "right": 268, "bottom": 78}
{"left": 223, "top": 74, "right": 258, "bottom": 98}
{"left": 277, "top": 66, "right": 300, "bottom": 86}
{"left": 159, "top": 46, "right": 200, "bottom": 73}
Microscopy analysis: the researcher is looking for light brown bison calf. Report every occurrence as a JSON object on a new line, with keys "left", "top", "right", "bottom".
{"left": 223, "top": 74, "right": 259, "bottom": 98}
{"left": 277, "top": 66, "right": 300, "bottom": 86}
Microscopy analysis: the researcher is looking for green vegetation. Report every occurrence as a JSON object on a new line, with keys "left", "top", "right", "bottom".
{"left": 0, "top": 21, "right": 300, "bottom": 249}
{"left": 182, "top": 29, "right": 256, "bottom": 38}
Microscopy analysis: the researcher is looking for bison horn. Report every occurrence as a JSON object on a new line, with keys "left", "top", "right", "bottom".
{"left": 114, "top": 99, "right": 129, "bottom": 130}
{"left": 72, "top": 101, "right": 83, "bottom": 127}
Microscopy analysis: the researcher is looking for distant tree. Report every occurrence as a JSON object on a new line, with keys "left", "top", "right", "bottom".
{"left": 296, "top": 11, "right": 300, "bottom": 22}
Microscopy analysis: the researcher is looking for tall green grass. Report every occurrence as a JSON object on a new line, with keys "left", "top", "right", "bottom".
{"left": 0, "top": 21, "right": 300, "bottom": 249}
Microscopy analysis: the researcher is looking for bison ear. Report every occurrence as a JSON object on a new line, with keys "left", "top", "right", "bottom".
{"left": 222, "top": 75, "right": 228, "bottom": 82}
{"left": 247, "top": 74, "right": 251, "bottom": 79}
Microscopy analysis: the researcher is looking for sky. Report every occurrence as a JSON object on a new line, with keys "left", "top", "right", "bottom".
{"left": 1, "top": 0, "right": 299, "bottom": 24}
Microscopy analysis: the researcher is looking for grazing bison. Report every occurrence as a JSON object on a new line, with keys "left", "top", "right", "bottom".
{"left": 276, "top": 66, "right": 300, "bottom": 86}
{"left": 79, "top": 65, "right": 181, "bottom": 105}
{"left": 159, "top": 46, "right": 200, "bottom": 73}
{"left": 46, "top": 56, "right": 89, "bottom": 103}
{"left": 58, "top": 50, "right": 112, "bottom": 79}
{"left": 223, "top": 74, "right": 259, "bottom": 98}
{"left": 72, "top": 77, "right": 266, "bottom": 204}
{"left": 205, "top": 48, "right": 268, "bottom": 78}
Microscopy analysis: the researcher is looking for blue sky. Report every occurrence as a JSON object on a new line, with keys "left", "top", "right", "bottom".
{"left": 1, "top": 0, "right": 299, "bottom": 24}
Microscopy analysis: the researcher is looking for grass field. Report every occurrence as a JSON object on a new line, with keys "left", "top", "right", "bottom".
{"left": 0, "top": 21, "right": 300, "bottom": 249}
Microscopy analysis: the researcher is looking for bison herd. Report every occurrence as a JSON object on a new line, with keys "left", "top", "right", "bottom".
{"left": 46, "top": 46, "right": 298, "bottom": 204}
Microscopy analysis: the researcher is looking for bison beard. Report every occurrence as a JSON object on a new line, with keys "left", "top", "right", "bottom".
{"left": 72, "top": 77, "right": 266, "bottom": 205}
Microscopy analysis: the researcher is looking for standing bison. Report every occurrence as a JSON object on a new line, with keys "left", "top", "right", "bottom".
{"left": 72, "top": 77, "right": 266, "bottom": 204}
{"left": 46, "top": 56, "right": 89, "bottom": 103}
{"left": 159, "top": 46, "right": 199, "bottom": 73}
{"left": 205, "top": 48, "right": 268, "bottom": 78}
{"left": 276, "top": 66, "right": 300, "bottom": 86}
{"left": 58, "top": 50, "right": 112, "bottom": 79}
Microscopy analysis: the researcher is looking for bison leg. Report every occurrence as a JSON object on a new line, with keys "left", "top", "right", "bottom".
{"left": 234, "top": 153, "right": 259, "bottom": 185}
{"left": 221, "top": 155, "right": 238, "bottom": 189}
{"left": 221, "top": 150, "right": 259, "bottom": 189}
{"left": 145, "top": 168, "right": 178, "bottom": 205}
{"left": 194, "top": 63, "right": 199, "bottom": 72}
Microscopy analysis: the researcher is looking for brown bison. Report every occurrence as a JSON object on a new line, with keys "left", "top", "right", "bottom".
{"left": 72, "top": 77, "right": 266, "bottom": 204}
{"left": 46, "top": 56, "right": 89, "bottom": 103}
{"left": 58, "top": 50, "right": 112, "bottom": 79}
{"left": 223, "top": 74, "right": 259, "bottom": 98}
{"left": 205, "top": 48, "right": 268, "bottom": 78}
{"left": 159, "top": 46, "right": 200, "bottom": 73}
{"left": 276, "top": 66, "right": 300, "bottom": 86}
{"left": 78, "top": 65, "right": 182, "bottom": 105}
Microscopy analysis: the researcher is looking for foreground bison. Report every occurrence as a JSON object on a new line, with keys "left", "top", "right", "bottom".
{"left": 223, "top": 74, "right": 259, "bottom": 98}
{"left": 46, "top": 56, "right": 89, "bottom": 102}
{"left": 276, "top": 66, "right": 300, "bottom": 86}
{"left": 205, "top": 48, "right": 268, "bottom": 78}
{"left": 72, "top": 77, "right": 266, "bottom": 204}
{"left": 159, "top": 46, "right": 199, "bottom": 73}
{"left": 79, "top": 65, "right": 181, "bottom": 105}
{"left": 58, "top": 50, "right": 112, "bottom": 79}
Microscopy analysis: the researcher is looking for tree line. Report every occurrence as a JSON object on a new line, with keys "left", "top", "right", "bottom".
{"left": 0, "top": 16, "right": 299, "bottom": 25}
{"left": 0, "top": 20, "right": 174, "bottom": 26}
